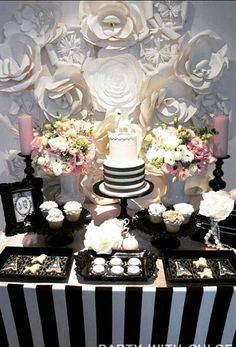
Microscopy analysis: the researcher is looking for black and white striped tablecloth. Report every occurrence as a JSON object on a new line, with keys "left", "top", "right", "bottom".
{"left": 0, "top": 284, "right": 235, "bottom": 347}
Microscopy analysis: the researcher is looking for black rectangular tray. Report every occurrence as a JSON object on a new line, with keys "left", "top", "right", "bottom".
{"left": 0, "top": 247, "right": 74, "bottom": 282}
{"left": 162, "top": 250, "right": 236, "bottom": 286}
{"left": 75, "top": 250, "right": 158, "bottom": 282}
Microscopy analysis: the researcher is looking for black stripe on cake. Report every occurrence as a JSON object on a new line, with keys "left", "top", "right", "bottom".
{"left": 103, "top": 182, "right": 147, "bottom": 193}
{"left": 103, "top": 163, "right": 144, "bottom": 172}
{"left": 104, "top": 177, "right": 144, "bottom": 186}
{"left": 103, "top": 170, "right": 145, "bottom": 179}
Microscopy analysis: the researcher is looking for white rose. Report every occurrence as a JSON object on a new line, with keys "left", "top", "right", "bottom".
{"left": 175, "top": 30, "right": 229, "bottom": 93}
{"left": 78, "top": 1, "right": 149, "bottom": 49}
{"left": 199, "top": 190, "right": 234, "bottom": 222}
{"left": 51, "top": 161, "right": 63, "bottom": 176}
{"left": 146, "top": 147, "right": 159, "bottom": 161}
{"left": 84, "top": 220, "right": 123, "bottom": 254}
{"left": 174, "top": 150, "right": 182, "bottom": 161}
{"left": 164, "top": 151, "right": 175, "bottom": 166}
{"left": 0, "top": 34, "right": 42, "bottom": 92}
{"left": 34, "top": 65, "right": 92, "bottom": 122}
{"left": 83, "top": 54, "right": 145, "bottom": 114}
{"left": 162, "top": 134, "right": 182, "bottom": 150}
{"left": 48, "top": 137, "right": 68, "bottom": 152}
{"left": 140, "top": 70, "right": 197, "bottom": 127}
{"left": 37, "top": 157, "right": 46, "bottom": 166}
{"left": 181, "top": 148, "right": 195, "bottom": 163}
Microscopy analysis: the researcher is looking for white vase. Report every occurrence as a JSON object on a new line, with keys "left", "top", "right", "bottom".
{"left": 56, "top": 174, "right": 85, "bottom": 205}
{"left": 162, "top": 174, "right": 189, "bottom": 207}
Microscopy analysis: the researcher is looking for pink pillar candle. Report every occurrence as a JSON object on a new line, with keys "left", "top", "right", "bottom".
{"left": 212, "top": 115, "right": 229, "bottom": 158}
{"left": 17, "top": 114, "right": 33, "bottom": 155}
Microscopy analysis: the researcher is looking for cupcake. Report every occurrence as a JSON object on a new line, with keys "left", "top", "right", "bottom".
{"left": 63, "top": 201, "right": 82, "bottom": 222}
{"left": 46, "top": 208, "right": 64, "bottom": 229}
{"left": 173, "top": 203, "right": 194, "bottom": 224}
{"left": 40, "top": 201, "right": 58, "bottom": 218}
{"left": 148, "top": 203, "right": 166, "bottom": 223}
{"left": 163, "top": 210, "right": 184, "bottom": 233}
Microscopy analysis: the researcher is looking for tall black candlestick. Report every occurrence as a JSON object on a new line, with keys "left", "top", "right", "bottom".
{"left": 209, "top": 155, "right": 230, "bottom": 191}
{"left": 18, "top": 153, "right": 35, "bottom": 180}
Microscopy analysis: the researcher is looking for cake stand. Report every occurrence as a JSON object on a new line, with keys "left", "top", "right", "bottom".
{"left": 93, "top": 180, "right": 154, "bottom": 230}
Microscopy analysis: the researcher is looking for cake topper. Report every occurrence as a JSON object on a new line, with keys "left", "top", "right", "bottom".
{"left": 113, "top": 108, "right": 133, "bottom": 134}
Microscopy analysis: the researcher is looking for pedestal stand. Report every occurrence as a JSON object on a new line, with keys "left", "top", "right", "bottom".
{"left": 93, "top": 180, "right": 154, "bottom": 230}
{"left": 209, "top": 155, "right": 230, "bottom": 191}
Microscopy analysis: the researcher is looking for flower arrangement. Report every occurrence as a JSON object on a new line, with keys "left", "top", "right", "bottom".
{"left": 84, "top": 218, "right": 125, "bottom": 254}
{"left": 199, "top": 190, "right": 234, "bottom": 222}
{"left": 31, "top": 114, "right": 95, "bottom": 176}
{"left": 144, "top": 120, "right": 215, "bottom": 181}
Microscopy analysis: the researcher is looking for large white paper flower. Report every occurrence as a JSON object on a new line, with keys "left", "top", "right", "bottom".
{"left": 34, "top": 65, "right": 92, "bottom": 121}
{"left": 3, "top": 2, "right": 65, "bottom": 47}
{"left": 0, "top": 34, "right": 42, "bottom": 93}
{"left": 84, "top": 219, "right": 124, "bottom": 254}
{"left": 175, "top": 30, "right": 229, "bottom": 93}
{"left": 83, "top": 54, "right": 145, "bottom": 114}
{"left": 199, "top": 190, "right": 234, "bottom": 222}
{"left": 78, "top": 1, "right": 150, "bottom": 50}
{"left": 140, "top": 69, "right": 197, "bottom": 127}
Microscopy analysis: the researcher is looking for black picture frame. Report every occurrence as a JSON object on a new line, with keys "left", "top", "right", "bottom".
{"left": 0, "top": 178, "right": 43, "bottom": 236}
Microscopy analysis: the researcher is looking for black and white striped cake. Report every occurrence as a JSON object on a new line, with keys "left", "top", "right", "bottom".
{"left": 103, "top": 158, "right": 145, "bottom": 193}
{"left": 102, "top": 130, "right": 147, "bottom": 195}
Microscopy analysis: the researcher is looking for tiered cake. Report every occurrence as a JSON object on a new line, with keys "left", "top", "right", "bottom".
{"left": 101, "top": 119, "right": 149, "bottom": 197}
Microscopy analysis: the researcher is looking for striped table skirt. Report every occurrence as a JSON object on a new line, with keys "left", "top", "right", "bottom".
{"left": 0, "top": 284, "right": 236, "bottom": 347}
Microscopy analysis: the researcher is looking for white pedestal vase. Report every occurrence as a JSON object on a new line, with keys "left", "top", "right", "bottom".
{"left": 162, "top": 174, "right": 189, "bottom": 207}
{"left": 56, "top": 174, "right": 85, "bottom": 205}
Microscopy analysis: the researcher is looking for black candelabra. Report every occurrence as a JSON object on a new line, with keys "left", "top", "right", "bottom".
{"left": 209, "top": 155, "right": 230, "bottom": 191}
{"left": 18, "top": 153, "right": 35, "bottom": 181}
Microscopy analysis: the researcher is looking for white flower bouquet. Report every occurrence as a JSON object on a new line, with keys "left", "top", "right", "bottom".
{"left": 199, "top": 190, "right": 234, "bottom": 222}
{"left": 83, "top": 218, "right": 125, "bottom": 254}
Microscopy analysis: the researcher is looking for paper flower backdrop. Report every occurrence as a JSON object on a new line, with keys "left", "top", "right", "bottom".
{"left": 0, "top": 1, "right": 231, "bottom": 194}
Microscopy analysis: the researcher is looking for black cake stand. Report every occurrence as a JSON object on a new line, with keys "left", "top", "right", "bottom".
{"left": 93, "top": 180, "right": 154, "bottom": 230}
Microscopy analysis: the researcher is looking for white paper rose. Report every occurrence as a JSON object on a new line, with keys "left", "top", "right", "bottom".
{"left": 199, "top": 190, "right": 234, "bottom": 222}
{"left": 175, "top": 30, "right": 229, "bottom": 93}
{"left": 84, "top": 219, "right": 124, "bottom": 254}
{"left": 0, "top": 34, "right": 42, "bottom": 93}
{"left": 140, "top": 68, "right": 197, "bottom": 129}
{"left": 3, "top": 2, "right": 65, "bottom": 47}
{"left": 78, "top": 1, "right": 150, "bottom": 49}
{"left": 34, "top": 65, "right": 92, "bottom": 122}
{"left": 83, "top": 54, "right": 145, "bottom": 114}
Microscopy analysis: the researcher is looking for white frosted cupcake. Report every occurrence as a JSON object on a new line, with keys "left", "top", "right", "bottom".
{"left": 173, "top": 203, "right": 194, "bottom": 224}
{"left": 46, "top": 208, "right": 64, "bottom": 229}
{"left": 40, "top": 201, "right": 58, "bottom": 218}
{"left": 148, "top": 203, "right": 166, "bottom": 223}
{"left": 63, "top": 201, "right": 82, "bottom": 222}
{"left": 163, "top": 210, "right": 184, "bottom": 233}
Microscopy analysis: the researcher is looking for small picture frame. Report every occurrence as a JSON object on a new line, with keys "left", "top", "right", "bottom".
{"left": 0, "top": 178, "right": 43, "bottom": 236}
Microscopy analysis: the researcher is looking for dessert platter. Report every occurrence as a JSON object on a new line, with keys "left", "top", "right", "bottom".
{"left": 0, "top": 246, "right": 74, "bottom": 282}
{"left": 75, "top": 250, "right": 158, "bottom": 282}
{"left": 133, "top": 207, "right": 199, "bottom": 249}
{"left": 24, "top": 204, "right": 92, "bottom": 246}
{"left": 162, "top": 249, "right": 236, "bottom": 286}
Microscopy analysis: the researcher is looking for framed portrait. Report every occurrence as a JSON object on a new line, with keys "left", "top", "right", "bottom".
{"left": 0, "top": 178, "right": 43, "bottom": 236}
